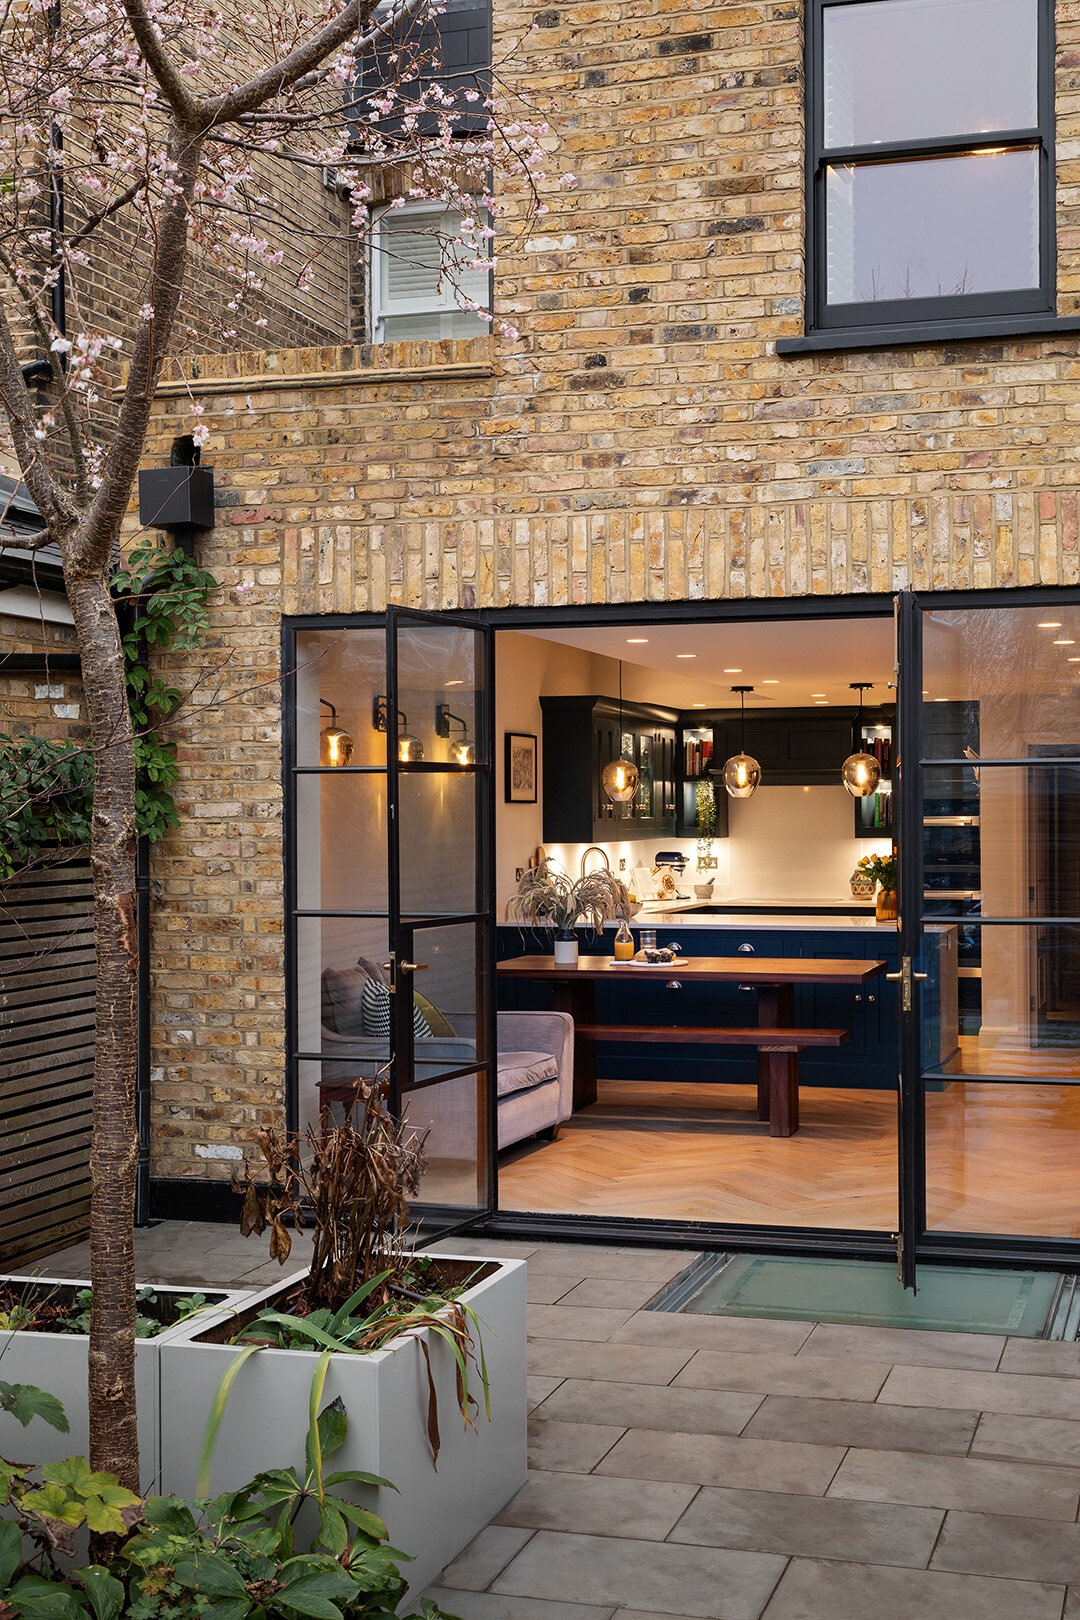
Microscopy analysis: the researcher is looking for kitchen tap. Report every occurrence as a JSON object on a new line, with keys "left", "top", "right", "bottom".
{"left": 580, "top": 845, "right": 612, "bottom": 880}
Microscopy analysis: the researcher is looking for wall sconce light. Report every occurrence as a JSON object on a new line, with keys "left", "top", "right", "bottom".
{"left": 435, "top": 702, "right": 477, "bottom": 766}
{"left": 842, "top": 682, "right": 881, "bottom": 798}
{"left": 319, "top": 699, "right": 354, "bottom": 767}
{"left": 373, "top": 694, "right": 424, "bottom": 763}
{"left": 722, "top": 686, "right": 761, "bottom": 799}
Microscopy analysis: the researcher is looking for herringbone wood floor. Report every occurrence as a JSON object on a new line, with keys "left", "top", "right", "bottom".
{"left": 498, "top": 1076, "right": 1080, "bottom": 1238}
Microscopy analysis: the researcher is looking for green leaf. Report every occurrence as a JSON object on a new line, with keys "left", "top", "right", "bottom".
{"left": 326, "top": 1271, "right": 394, "bottom": 1339}
{"left": 196, "top": 1344, "right": 262, "bottom": 1497}
{"left": 0, "top": 1517, "right": 22, "bottom": 1589}
{"left": 3, "top": 1573, "right": 89, "bottom": 1617}
{"left": 81, "top": 1496, "right": 128, "bottom": 1538}
{"left": 314, "top": 1397, "right": 347, "bottom": 1466}
{"left": 305, "top": 1353, "right": 332, "bottom": 1501}
{"left": 315, "top": 1505, "right": 347, "bottom": 1557}
{"left": 322, "top": 1468, "right": 395, "bottom": 1491}
{"left": 0, "top": 1383, "right": 69, "bottom": 1433}
{"left": 78, "top": 1568, "right": 124, "bottom": 1620}
{"left": 276, "top": 1563, "right": 358, "bottom": 1620}
{"left": 21, "top": 1483, "right": 86, "bottom": 1529}
{"left": 174, "top": 1555, "right": 248, "bottom": 1599}
{"left": 333, "top": 1500, "right": 388, "bottom": 1541}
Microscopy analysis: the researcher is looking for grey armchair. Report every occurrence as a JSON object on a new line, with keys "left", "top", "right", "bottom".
{"left": 318, "top": 960, "right": 574, "bottom": 1150}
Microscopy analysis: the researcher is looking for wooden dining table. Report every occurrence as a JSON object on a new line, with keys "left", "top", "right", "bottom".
{"left": 497, "top": 954, "right": 889, "bottom": 1137}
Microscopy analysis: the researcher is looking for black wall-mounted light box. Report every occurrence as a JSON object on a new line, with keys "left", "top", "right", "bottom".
{"left": 137, "top": 465, "right": 215, "bottom": 532}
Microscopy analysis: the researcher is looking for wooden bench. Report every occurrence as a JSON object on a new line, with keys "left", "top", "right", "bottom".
{"left": 574, "top": 1023, "right": 850, "bottom": 1137}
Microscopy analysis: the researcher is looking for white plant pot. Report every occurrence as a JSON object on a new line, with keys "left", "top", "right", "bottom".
{"left": 0, "top": 1278, "right": 253, "bottom": 1493}
{"left": 159, "top": 1253, "right": 526, "bottom": 1599}
{"left": 553, "top": 936, "right": 579, "bottom": 965}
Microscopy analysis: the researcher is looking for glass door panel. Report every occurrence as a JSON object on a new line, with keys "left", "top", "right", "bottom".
{"left": 905, "top": 597, "right": 1080, "bottom": 1252}
{"left": 388, "top": 609, "right": 495, "bottom": 1233}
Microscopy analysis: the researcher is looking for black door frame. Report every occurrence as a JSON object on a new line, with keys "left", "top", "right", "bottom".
{"left": 283, "top": 584, "right": 1080, "bottom": 1269}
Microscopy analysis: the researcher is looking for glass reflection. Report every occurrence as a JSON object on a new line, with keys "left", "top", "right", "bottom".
{"left": 295, "top": 773, "right": 388, "bottom": 913}
{"left": 401, "top": 1070, "right": 489, "bottom": 1211}
{"left": 922, "top": 605, "right": 1080, "bottom": 758}
{"left": 824, "top": 0, "right": 1038, "bottom": 148}
{"left": 826, "top": 149, "right": 1039, "bottom": 307}
{"left": 295, "top": 629, "right": 387, "bottom": 768}
{"left": 926, "top": 1080, "right": 1080, "bottom": 1238}
{"left": 922, "top": 925, "right": 1080, "bottom": 1077}
{"left": 398, "top": 771, "right": 479, "bottom": 916}
{"left": 395, "top": 624, "right": 481, "bottom": 767}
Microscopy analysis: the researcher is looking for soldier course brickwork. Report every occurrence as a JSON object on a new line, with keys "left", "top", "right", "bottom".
{"left": 134, "top": 0, "right": 1080, "bottom": 1185}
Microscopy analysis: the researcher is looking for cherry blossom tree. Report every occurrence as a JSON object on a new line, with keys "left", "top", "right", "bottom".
{"left": 0, "top": 0, "right": 561, "bottom": 1490}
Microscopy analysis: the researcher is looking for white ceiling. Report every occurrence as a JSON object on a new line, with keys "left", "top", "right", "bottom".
{"left": 523, "top": 615, "right": 896, "bottom": 709}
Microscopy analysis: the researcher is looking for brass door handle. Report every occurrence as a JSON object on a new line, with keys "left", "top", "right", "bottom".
{"left": 885, "top": 970, "right": 903, "bottom": 980}
{"left": 400, "top": 960, "right": 428, "bottom": 974}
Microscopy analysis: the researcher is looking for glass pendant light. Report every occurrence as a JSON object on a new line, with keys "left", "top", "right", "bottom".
{"left": 842, "top": 682, "right": 881, "bottom": 798}
{"left": 601, "top": 661, "right": 640, "bottom": 804}
{"left": 319, "top": 699, "right": 354, "bottom": 767}
{"left": 722, "top": 686, "right": 761, "bottom": 799}
{"left": 397, "top": 720, "right": 424, "bottom": 764}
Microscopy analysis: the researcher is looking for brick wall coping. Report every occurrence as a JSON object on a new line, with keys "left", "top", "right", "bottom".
{"left": 138, "top": 338, "right": 496, "bottom": 399}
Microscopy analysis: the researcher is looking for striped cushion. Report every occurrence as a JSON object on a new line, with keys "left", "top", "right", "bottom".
{"left": 360, "top": 976, "right": 432, "bottom": 1040}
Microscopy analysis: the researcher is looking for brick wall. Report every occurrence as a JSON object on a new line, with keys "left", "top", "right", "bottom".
{"left": 135, "top": 0, "right": 1080, "bottom": 1181}
{"left": 0, "top": 612, "right": 85, "bottom": 743}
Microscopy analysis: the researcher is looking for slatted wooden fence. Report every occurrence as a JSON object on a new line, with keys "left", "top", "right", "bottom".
{"left": 0, "top": 861, "right": 95, "bottom": 1266}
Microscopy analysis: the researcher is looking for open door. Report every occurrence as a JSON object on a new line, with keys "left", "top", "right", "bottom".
{"left": 894, "top": 591, "right": 923, "bottom": 1291}
{"left": 385, "top": 608, "right": 497, "bottom": 1239}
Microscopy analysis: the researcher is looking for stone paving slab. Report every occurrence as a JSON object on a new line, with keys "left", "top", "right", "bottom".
{"left": 667, "top": 1485, "right": 943, "bottom": 1569}
{"left": 828, "top": 1446, "right": 1080, "bottom": 1520}
{"left": 527, "top": 1418, "right": 625, "bottom": 1474}
{"left": 798, "top": 1323, "right": 1006, "bottom": 1370}
{"left": 490, "top": 1530, "right": 787, "bottom": 1619}
{"left": 610, "top": 1314, "right": 813, "bottom": 1356}
{"left": 880, "top": 1362, "right": 1080, "bottom": 1421}
{"left": 759, "top": 1558, "right": 1064, "bottom": 1620}
{"left": 931, "top": 1508, "right": 1080, "bottom": 1583}
{"left": 495, "top": 1471, "right": 699, "bottom": 1541}
{"left": 424, "top": 1590, "right": 613, "bottom": 1619}
{"left": 526, "top": 1340, "right": 695, "bottom": 1387}
{"left": 535, "top": 1378, "right": 764, "bottom": 1437}
{"left": 743, "top": 1393, "right": 979, "bottom": 1455}
{"left": 970, "top": 1410, "right": 1080, "bottom": 1465}
{"left": 595, "top": 1428, "right": 845, "bottom": 1496}
{"left": 671, "top": 1350, "right": 891, "bottom": 1403}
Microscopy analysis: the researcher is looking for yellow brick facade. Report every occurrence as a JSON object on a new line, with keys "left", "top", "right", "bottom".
{"left": 138, "top": 0, "right": 1080, "bottom": 1185}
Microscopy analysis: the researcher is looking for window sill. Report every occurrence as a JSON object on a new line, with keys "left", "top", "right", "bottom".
{"left": 776, "top": 313, "right": 1080, "bottom": 355}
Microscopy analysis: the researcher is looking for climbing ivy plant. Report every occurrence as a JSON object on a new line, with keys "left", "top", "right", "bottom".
{"left": 0, "top": 542, "right": 217, "bottom": 881}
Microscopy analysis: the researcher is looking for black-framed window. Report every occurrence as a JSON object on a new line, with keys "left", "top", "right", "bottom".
{"left": 806, "top": 0, "right": 1054, "bottom": 335}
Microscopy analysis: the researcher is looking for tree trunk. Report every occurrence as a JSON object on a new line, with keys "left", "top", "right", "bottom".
{"left": 66, "top": 567, "right": 140, "bottom": 1491}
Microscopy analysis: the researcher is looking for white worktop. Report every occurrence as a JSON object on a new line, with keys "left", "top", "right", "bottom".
{"left": 499, "top": 907, "right": 898, "bottom": 933}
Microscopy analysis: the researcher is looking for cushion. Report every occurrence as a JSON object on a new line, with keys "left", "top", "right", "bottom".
{"left": 321, "top": 965, "right": 371, "bottom": 1037}
{"left": 497, "top": 1050, "right": 559, "bottom": 1098}
{"left": 361, "top": 976, "right": 432, "bottom": 1041}
{"left": 413, "top": 990, "right": 457, "bottom": 1038}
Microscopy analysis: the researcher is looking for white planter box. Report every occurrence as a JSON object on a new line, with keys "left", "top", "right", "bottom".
{"left": 159, "top": 1254, "right": 527, "bottom": 1599}
{"left": 0, "top": 1277, "right": 253, "bottom": 1493}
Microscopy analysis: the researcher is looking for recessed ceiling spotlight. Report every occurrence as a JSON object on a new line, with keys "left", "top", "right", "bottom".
{"left": 1068, "top": 657, "right": 1080, "bottom": 663}
{"left": 445, "top": 679, "right": 464, "bottom": 686}
{"left": 1054, "top": 638, "right": 1076, "bottom": 646}
{"left": 934, "top": 697, "right": 948, "bottom": 703}
{"left": 626, "top": 637, "right": 649, "bottom": 643}
{"left": 723, "top": 667, "right": 742, "bottom": 674}
{"left": 814, "top": 699, "right": 829, "bottom": 706}
{"left": 1038, "top": 622, "right": 1063, "bottom": 629}
{"left": 691, "top": 702, "right": 706, "bottom": 708}
{"left": 676, "top": 653, "right": 696, "bottom": 659}
{"left": 762, "top": 679, "right": 780, "bottom": 685}
{"left": 810, "top": 692, "right": 826, "bottom": 698}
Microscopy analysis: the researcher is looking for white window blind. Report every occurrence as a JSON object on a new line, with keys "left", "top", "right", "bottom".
{"left": 372, "top": 204, "right": 490, "bottom": 342}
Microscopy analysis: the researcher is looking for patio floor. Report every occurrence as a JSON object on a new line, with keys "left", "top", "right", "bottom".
{"left": 39, "top": 1224, "right": 1080, "bottom": 1619}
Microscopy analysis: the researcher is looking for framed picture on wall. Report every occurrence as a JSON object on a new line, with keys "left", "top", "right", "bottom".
{"left": 505, "top": 732, "right": 538, "bottom": 803}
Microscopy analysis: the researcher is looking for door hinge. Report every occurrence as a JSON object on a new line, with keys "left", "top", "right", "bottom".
{"left": 382, "top": 952, "right": 396, "bottom": 994}
{"left": 884, "top": 956, "right": 928, "bottom": 1013}
{"left": 890, "top": 1231, "right": 902, "bottom": 1282}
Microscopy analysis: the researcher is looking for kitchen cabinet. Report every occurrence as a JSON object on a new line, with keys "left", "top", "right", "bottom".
{"left": 540, "top": 695, "right": 678, "bottom": 843}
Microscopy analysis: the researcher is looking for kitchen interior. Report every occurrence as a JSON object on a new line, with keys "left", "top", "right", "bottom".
{"left": 494, "top": 610, "right": 1080, "bottom": 1239}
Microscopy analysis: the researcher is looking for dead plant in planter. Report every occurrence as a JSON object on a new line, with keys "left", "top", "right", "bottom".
{"left": 233, "top": 1079, "right": 490, "bottom": 1463}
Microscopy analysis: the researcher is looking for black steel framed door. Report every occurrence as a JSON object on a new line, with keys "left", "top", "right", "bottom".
{"left": 385, "top": 607, "right": 497, "bottom": 1237}
{"left": 894, "top": 590, "right": 924, "bottom": 1291}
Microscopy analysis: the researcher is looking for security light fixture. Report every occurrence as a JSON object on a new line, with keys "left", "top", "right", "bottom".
{"left": 842, "top": 682, "right": 881, "bottom": 798}
{"left": 722, "top": 686, "right": 761, "bottom": 799}
{"left": 319, "top": 699, "right": 354, "bottom": 767}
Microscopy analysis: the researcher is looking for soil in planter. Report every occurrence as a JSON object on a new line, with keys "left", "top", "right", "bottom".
{"left": 194, "top": 1257, "right": 500, "bottom": 1348}
{"left": 0, "top": 1282, "right": 218, "bottom": 1337}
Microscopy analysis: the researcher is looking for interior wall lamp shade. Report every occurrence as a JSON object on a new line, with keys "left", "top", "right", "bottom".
{"left": 602, "top": 660, "right": 641, "bottom": 804}
{"left": 435, "top": 702, "right": 477, "bottom": 766}
{"left": 842, "top": 682, "right": 880, "bottom": 798}
{"left": 722, "top": 686, "right": 761, "bottom": 799}
{"left": 319, "top": 699, "right": 354, "bottom": 767}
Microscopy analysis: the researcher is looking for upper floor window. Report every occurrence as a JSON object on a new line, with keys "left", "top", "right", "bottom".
{"left": 807, "top": 0, "right": 1052, "bottom": 335}
{"left": 355, "top": 0, "right": 491, "bottom": 141}
{"left": 370, "top": 202, "right": 491, "bottom": 343}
